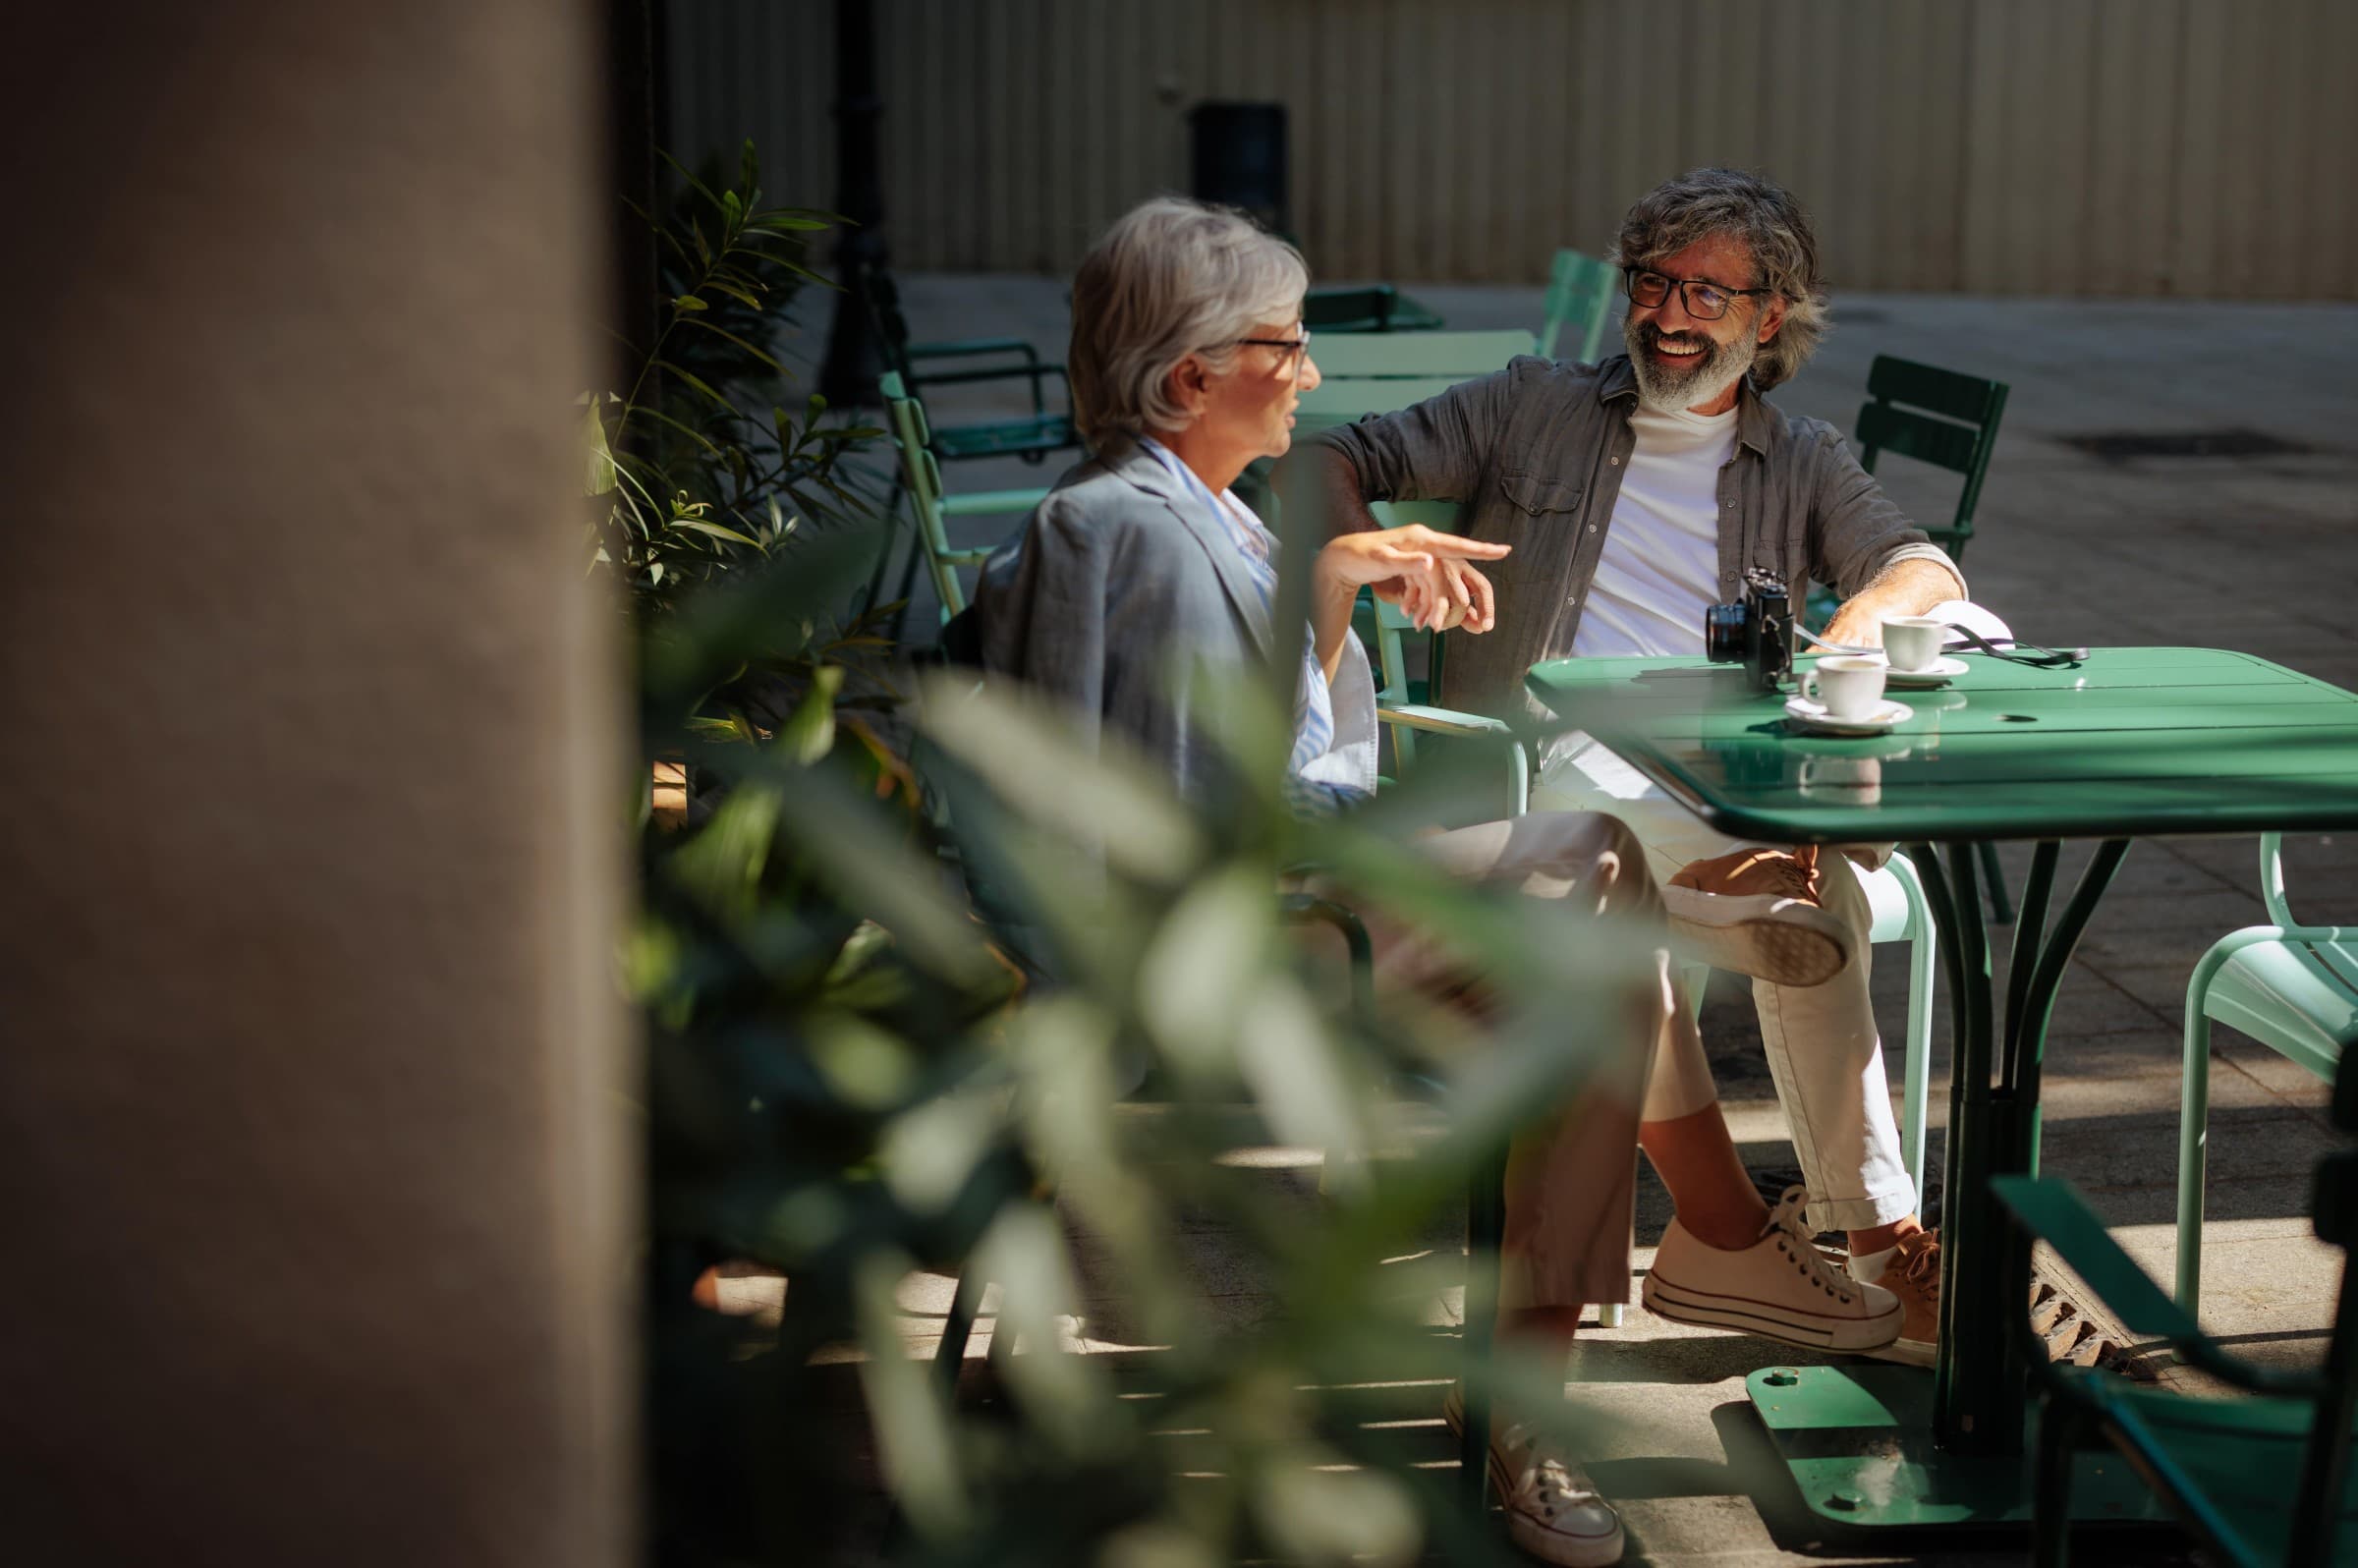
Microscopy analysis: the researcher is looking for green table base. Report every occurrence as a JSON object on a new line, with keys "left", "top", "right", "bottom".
{"left": 1746, "top": 1365, "right": 2173, "bottom": 1531}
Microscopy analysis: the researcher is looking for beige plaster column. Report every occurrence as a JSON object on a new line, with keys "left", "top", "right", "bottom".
{"left": 0, "top": 4, "right": 632, "bottom": 1562}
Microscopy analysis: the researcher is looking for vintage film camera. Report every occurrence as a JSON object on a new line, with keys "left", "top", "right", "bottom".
{"left": 1704, "top": 567, "right": 1796, "bottom": 692}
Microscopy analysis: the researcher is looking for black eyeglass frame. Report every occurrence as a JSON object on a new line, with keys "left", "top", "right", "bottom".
{"left": 1232, "top": 324, "right": 1312, "bottom": 371}
{"left": 1622, "top": 266, "right": 1775, "bottom": 322}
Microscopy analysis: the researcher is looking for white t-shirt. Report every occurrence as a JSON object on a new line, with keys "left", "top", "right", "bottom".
{"left": 1569, "top": 403, "right": 1738, "bottom": 658}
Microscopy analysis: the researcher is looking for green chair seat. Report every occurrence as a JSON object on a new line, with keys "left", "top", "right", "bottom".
{"left": 2069, "top": 1374, "right": 2358, "bottom": 1565}
{"left": 1996, "top": 1156, "right": 2358, "bottom": 1568}
{"left": 2207, "top": 936, "right": 2358, "bottom": 1074}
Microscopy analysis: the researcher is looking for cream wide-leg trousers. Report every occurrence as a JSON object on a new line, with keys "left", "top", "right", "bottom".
{"left": 1535, "top": 736, "right": 1919, "bottom": 1233}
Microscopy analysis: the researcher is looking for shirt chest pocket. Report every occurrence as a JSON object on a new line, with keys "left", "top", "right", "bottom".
{"left": 1495, "top": 471, "right": 1584, "bottom": 577}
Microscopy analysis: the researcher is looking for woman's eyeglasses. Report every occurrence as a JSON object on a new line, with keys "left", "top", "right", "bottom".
{"left": 1234, "top": 323, "right": 1312, "bottom": 375}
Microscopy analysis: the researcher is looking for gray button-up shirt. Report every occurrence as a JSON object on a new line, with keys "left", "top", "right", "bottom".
{"left": 1300, "top": 354, "right": 1965, "bottom": 719}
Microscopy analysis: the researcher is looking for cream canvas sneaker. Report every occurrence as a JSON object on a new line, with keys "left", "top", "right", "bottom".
{"left": 1643, "top": 1186, "right": 1903, "bottom": 1353}
{"left": 1442, "top": 1386, "right": 1624, "bottom": 1567}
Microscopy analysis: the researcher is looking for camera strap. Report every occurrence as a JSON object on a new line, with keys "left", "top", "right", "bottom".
{"left": 1936, "top": 625, "right": 2091, "bottom": 669}
{"left": 1794, "top": 622, "right": 2090, "bottom": 669}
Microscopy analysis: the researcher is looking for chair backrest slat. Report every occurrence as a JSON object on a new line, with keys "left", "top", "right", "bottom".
{"left": 1856, "top": 403, "right": 1983, "bottom": 475}
{"left": 1866, "top": 356, "right": 2004, "bottom": 421}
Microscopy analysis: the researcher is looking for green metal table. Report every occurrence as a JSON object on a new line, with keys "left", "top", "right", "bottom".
{"left": 1522, "top": 646, "right": 2358, "bottom": 1532}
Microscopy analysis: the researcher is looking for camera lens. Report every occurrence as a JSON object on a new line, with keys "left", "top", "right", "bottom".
{"left": 1704, "top": 600, "right": 1749, "bottom": 663}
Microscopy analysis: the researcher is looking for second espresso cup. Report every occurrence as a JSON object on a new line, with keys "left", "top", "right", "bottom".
{"left": 1881, "top": 615, "right": 1948, "bottom": 673}
{"left": 1801, "top": 655, "right": 1889, "bottom": 720}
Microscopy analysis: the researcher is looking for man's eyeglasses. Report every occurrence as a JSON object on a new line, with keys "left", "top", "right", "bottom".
{"left": 1235, "top": 323, "right": 1312, "bottom": 374}
{"left": 1624, "top": 268, "right": 1773, "bottom": 322}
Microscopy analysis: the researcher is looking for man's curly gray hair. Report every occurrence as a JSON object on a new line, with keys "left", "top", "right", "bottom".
{"left": 1610, "top": 168, "right": 1828, "bottom": 391}
{"left": 1067, "top": 196, "right": 1308, "bottom": 448}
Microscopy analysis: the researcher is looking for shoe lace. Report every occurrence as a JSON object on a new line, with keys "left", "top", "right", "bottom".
{"left": 1499, "top": 1428, "right": 1601, "bottom": 1511}
{"left": 1761, "top": 851, "right": 1818, "bottom": 902}
{"left": 1895, "top": 1234, "right": 1942, "bottom": 1301}
{"left": 1762, "top": 1187, "right": 1860, "bottom": 1303}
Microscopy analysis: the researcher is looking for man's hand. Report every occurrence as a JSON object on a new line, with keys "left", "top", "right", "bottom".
{"left": 1318, "top": 525, "right": 1509, "bottom": 634}
{"left": 1821, "top": 558, "right": 1962, "bottom": 650}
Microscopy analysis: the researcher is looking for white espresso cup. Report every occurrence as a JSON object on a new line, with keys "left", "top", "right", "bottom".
{"left": 1801, "top": 655, "right": 1888, "bottom": 721}
{"left": 1881, "top": 615, "right": 1948, "bottom": 673}
{"left": 1800, "top": 754, "right": 1883, "bottom": 804}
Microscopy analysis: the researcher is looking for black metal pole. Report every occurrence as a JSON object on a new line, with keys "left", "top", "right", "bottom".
{"left": 818, "top": 0, "right": 886, "bottom": 407}
{"left": 608, "top": 0, "right": 664, "bottom": 385}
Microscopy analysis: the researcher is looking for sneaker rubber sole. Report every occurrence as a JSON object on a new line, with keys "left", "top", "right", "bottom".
{"left": 1641, "top": 1266, "right": 1903, "bottom": 1353}
{"left": 1660, "top": 887, "right": 1849, "bottom": 988}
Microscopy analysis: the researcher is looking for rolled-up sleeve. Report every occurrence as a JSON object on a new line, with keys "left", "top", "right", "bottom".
{"left": 1809, "top": 427, "right": 1968, "bottom": 601}
{"left": 1296, "top": 360, "right": 1526, "bottom": 515}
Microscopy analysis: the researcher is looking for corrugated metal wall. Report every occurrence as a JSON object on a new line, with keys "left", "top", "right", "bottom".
{"left": 666, "top": 0, "right": 2358, "bottom": 298}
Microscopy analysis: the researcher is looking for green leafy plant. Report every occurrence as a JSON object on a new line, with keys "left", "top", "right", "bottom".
{"left": 590, "top": 141, "right": 887, "bottom": 619}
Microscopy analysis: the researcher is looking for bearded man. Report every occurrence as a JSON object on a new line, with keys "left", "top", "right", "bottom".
{"left": 1286, "top": 168, "right": 1966, "bottom": 1367}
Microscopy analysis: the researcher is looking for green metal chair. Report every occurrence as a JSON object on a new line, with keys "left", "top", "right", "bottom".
{"left": 1993, "top": 1057, "right": 2358, "bottom": 1567}
{"left": 878, "top": 371, "right": 1048, "bottom": 624}
{"left": 1806, "top": 354, "right": 2010, "bottom": 625}
{"left": 1303, "top": 282, "right": 1446, "bottom": 334}
{"left": 1811, "top": 354, "right": 2014, "bottom": 922}
{"left": 852, "top": 256, "right": 1079, "bottom": 465}
{"left": 1535, "top": 249, "right": 1618, "bottom": 364}
{"left": 1311, "top": 330, "right": 1533, "bottom": 382}
{"left": 1853, "top": 355, "right": 2009, "bottom": 562}
{"left": 2177, "top": 833, "right": 2358, "bottom": 1311}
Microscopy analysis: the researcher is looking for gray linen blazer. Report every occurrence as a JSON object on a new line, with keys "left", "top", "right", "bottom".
{"left": 974, "top": 437, "right": 1278, "bottom": 804}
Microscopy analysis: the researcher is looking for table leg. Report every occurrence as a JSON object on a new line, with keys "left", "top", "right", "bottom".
{"left": 1742, "top": 838, "right": 2158, "bottom": 1530}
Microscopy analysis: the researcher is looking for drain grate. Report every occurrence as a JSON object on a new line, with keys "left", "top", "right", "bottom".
{"left": 2057, "top": 427, "right": 2316, "bottom": 462}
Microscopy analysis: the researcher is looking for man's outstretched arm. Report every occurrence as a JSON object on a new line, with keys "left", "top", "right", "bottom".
{"left": 1821, "top": 557, "right": 1962, "bottom": 650}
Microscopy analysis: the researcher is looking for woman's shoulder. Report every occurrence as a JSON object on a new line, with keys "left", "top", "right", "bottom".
{"left": 1027, "top": 446, "right": 1191, "bottom": 554}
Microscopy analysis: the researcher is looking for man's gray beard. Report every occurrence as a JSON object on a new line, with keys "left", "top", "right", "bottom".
{"left": 1627, "top": 318, "right": 1755, "bottom": 414}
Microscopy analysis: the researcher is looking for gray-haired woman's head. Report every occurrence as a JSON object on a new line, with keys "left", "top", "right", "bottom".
{"left": 1610, "top": 168, "right": 1828, "bottom": 394}
{"left": 1068, "top": 196, "right": 1309, "bottom": 448}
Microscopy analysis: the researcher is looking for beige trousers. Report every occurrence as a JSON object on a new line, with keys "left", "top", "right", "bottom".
{"left": 1310, "top": 811, "right": 1705, "bottom": 1309}
{"left": 1537, "top": 735, "right": 1916, "bottom": 1232}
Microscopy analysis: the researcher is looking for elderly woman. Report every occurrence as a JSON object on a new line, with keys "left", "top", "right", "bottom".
{"left": 974, "top": 198, "right": 1896, "bottom": 1568}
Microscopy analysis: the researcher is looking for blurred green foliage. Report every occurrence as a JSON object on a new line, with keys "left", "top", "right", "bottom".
{"left": 621, "top": 146, "right": 1647, "bottom": 1568}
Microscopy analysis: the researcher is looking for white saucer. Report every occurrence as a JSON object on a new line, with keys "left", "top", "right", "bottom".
{"left": 1880, "top": 654, "right": 1971, "bottom": 689}
{"left": 1784, "top": 695, "right": 1913, "bottom": 736}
